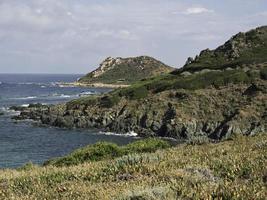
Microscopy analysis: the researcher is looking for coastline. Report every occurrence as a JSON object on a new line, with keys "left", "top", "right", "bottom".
{"left": 58, "top": 81, "right": 130, "bottom": 89}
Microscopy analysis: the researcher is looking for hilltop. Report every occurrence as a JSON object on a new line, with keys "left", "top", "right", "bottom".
{"left": 178, "top": 25, "right": 267, "bottom": 73}
{"left": 77, "top": 56, "right": 174, "bottom": 86}
{"left": 16, "top": 26, "right": 267, "bottom": 140}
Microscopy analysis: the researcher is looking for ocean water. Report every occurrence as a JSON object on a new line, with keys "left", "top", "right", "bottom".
{"left": 0, "top": 74, "right": 136, "bottom": 168}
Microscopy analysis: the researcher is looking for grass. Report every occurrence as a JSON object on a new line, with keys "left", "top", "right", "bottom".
{"left": 44, "top": 138, "right": 171, "bottom": 167}
{"left": 0, "top": 133, "right": 266, "bottom": 199}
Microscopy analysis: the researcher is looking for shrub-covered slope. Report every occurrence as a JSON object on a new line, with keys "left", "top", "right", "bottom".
{"left": 78, "top": 56, "right": 174, "bottom": 85}
{"left": 179, "top": 25, "right": 267, "bottom": 73}
{"left": 0, "top": 134, "right": 266, "bottom": 199}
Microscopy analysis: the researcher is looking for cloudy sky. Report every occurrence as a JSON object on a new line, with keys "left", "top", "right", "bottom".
{"left": 0, "top": 0, "right": 266, "bottom": 74}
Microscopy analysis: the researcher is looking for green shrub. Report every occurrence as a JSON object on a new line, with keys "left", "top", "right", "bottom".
{"left": 66, "top": 96, "right": 98, "bottom": 109}
{"left": 118, "top": 86, "right": 149, "bottom": 100}
{"left": 99, "top": 95, "right": 120, "bottom": 108}
{"left": 44, "top": 142, "right": 123, "bottom": 167}
{"left": 124, "top": 138, "right": 170, "bottom": 153}
{"left": 44, "top": 138, "right": 170, "bottom": 167}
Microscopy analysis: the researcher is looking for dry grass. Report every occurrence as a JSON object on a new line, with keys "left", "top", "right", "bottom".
{"left": 0, "top": 134, "right": 266, "bottom": 200}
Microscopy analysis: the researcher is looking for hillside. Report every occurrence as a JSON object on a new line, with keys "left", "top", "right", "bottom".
{"left": 78, "top": 56, "right": 174, "bottom": 85}
{"left": 0, "top": 134, "right": 266, "bottom": 199}
{"left": 178, "top": 25, "right": 267, "bottom": 73}
{"left": 16, "top": 26, "right": 267, "bottom": 140}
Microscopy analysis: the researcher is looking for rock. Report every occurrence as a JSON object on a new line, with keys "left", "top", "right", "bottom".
{"left": 185, "top": 57, "right": 194, "bottom": 66}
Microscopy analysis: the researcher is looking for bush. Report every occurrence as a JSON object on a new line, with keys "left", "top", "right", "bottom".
{"left": 44, "top": 142, "right": 123, "bottom": 167}
{"left": 99, "top": 95, "right": 120, "bottom": 108}
{"left": 44, "top": 138, "right": 170, "bottom": 167}
{"left": 124, "top": 138, "right": 170, "bottom": 153}
{"left": 118, "top": 86, "right": 149, "bottom": 100}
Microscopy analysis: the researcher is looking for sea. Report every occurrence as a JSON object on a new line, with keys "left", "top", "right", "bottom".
{"left": 0, "top": 74, "right": 136, "bottom": 169}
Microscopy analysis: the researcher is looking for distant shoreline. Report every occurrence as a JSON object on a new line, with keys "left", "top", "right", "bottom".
{"left": 58, "top": 81, "right": 130, "bottom": 89}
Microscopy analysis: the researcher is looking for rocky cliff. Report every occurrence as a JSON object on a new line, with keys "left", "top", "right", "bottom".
{"left": 15, "top": 26, "right": 267, "bottom": 140}
{"left": 78, "top": 56, "right": 174, "bottom": 85}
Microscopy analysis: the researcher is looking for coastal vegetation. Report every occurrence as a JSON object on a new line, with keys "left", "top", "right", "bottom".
{"left": 43, "top": 138, "right": 170, "bottom": 167}
{"left": 0, "top": 134, "right": 266, "bottom": 199}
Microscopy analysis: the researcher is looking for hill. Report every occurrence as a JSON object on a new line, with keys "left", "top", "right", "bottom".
{"left": 179, "top": 25, "right": 267, "bottom": 73}
{"left": 16, "top": 26, "right": 267, "bottom": 140}
{"left": 78, "top": 56, "right": 174, "bottom": 85}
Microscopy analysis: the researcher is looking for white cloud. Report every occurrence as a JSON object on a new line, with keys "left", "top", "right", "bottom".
{"left": 0, "top": 0, "right": 265, "bottom": 73}
{"left": 183, "top": 7, "right": 214, "bottom": 15}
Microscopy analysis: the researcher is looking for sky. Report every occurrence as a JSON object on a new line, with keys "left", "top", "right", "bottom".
{"left": 0, "top": 0, "right": 266, "bottom": 74}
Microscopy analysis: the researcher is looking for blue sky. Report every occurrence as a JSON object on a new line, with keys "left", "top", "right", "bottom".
{"left": 0, "top": 0, "right": 266, "bottom": 74}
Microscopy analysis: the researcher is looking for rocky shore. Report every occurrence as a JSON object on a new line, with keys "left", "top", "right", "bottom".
{"left": 12, "top": 26, "right": 267, "bottom": 141}
{"left": 14, "top": 80, "right": 267, "bottom": 140}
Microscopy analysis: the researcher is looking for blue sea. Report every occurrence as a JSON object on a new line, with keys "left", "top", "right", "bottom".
{"left": 0, "top": 74, "right": 136, "bottom": 168}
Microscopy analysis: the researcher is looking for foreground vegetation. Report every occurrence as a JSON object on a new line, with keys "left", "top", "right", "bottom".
{"left": 44, "top": 138, "right": 170, "bottom": 167}
{"left": 0, "top": 134, "right": 266, "bottom": 199}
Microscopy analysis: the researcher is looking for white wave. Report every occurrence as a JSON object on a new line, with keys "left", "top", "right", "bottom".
{"left": 99, "top": 131, "right": 138, "bottom": 137}
{"left": 21, "top": 104, "right": 30, "bottom": 108}
{"left": 11, "top": 96, "right": 37, "bottom": 100}
{"left": 79, "top": 91, "right": 96, "bottom": 96}
{"left": 18, "top": 82, "right": 43, "bottom": 86}
{"left": 0, "top": 107, "right": 8, "bottom": 112}
{"left": 59, "top": 94, "right": 71, "bottom": 98}
{"left": 58, "top": 84, "right": 75, "bottom": 88}
{"left": 1, "top": 107, "right": 20, "bottom": 116}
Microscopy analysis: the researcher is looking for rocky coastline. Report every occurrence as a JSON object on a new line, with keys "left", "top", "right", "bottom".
{"left": 11, "top": 26, "right": 267, "bottom": 141}
{"left": 13, "top": 80, "right": 267, "bottom": 140}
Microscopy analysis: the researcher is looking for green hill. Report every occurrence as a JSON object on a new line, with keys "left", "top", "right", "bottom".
{"left": 78, "top": 56, "right": 174, "bottom": 85}
{"left": 17, "top": 26, "right": 267, "bottom": 140}
{"left": 178, "top": 25, "right": 267, "bottom": 73}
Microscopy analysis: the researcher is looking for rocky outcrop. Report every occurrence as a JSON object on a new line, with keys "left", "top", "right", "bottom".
{"left": 17, "top": 80, "right": 267, "bottom": 140}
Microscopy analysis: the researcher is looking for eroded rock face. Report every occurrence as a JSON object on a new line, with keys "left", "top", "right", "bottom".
{"left": 92, "top": 57, "right": 123, "bottom": 78}
{"left": 16, "top": 81, "right": 267, "bottom": 140}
